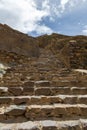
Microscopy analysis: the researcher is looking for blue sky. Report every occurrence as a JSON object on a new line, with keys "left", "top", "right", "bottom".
{"left": 0, "top": 0, "right": 87, "bottom": 36}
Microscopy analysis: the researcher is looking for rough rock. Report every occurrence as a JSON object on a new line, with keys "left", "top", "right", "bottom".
{"left": 0, "top": 24, "right": 40, "bottom": 57}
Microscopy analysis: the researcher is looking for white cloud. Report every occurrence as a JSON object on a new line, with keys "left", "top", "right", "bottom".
{"left": 0, "top": 0, "right": 52, "bottom": 34}
{"left": 82, "top": 25, "right": 87, "bottom": 35}
{"left": 57, "top": 0, "right": 87, "bottom": 15}
{"left": 36, "top": 25, "right": 53, "bottom": 34}
{"left": 60, "top": 0, "right": 69, "bottom": 12}
{"left": 0, "top": 0, "right": 86, "bottom": 35}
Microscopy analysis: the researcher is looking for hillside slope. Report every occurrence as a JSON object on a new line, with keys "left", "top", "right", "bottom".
{"left": 0, "top": 24, "right": 39, "bottom": 57}
{"left": 36, "top": 34, "right": 87, "bottom": 69}
{"left": 0, "top": 24, "right": 87, "bottom": 69}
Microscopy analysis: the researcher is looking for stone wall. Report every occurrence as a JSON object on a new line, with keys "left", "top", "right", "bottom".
{"left": 69, "top": 40, "right": 87, "bottom": 69}
{"left": 60, "top": 40, "right": 87, "bottom": 69}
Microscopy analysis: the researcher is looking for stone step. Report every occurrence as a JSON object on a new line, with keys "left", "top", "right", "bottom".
{"left": 25, "top": 104, "right": 87, "bottom": 120}
{"left": 0, "top": 104, "right": 87, "bottom": 121}
{"left": 1, "top": 79, "right": 85, "bottom": 89}
{"left": 0, "top": 86, "right": 87, "bottom": 96}
{"left": 35, "top": 87, "right": 87, "bottom": 96}
{"left": 0, "top": 95, "right": 87, "bottom": 105}
{"left": 0, "top": 119, "right": 87, "bottom": 130}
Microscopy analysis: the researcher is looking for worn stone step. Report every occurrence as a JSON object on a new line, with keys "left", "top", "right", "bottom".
{"left": 0, "top": 86, "right": 35, "bottom": 96}
{"left": 35, "top": 80, "right": 76, "bottom": 87}
{"left": 0, "top": 119, "right": 87, "bottom": 130}
{"left": 0, "top": 95, "right": 87, "bottom": 105}
{"left": 0, "top": 104, "right": 87, "bottom": 121}
{"left": 35, "top": 87, "right": 87, "bottom": 96}
{"left": 25, "top": 104, "right": 87, "bottom": 120}
{"left": 0, "top": 86, "right": 87, "bottom": 96}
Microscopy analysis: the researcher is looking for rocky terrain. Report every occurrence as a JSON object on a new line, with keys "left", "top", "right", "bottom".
{"left": 0, "top": 24, "right": 39, "bottom": 57}
{"left": 0, "top": 24, "right": 87, "bottom": 129}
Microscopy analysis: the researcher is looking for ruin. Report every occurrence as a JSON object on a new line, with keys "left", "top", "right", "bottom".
{"left": 0, "top": 24, "right": 87, "bottom": 129}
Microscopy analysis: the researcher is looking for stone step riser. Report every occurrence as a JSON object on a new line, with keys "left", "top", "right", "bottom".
{"left": 0, "top": 105, "right": 87, "bottom": 121}
{"left": 0, "top": 120, "right": 87, "bottom": 130}
{"left": 25, "top": 106, "right": 87, "bottom": 120}
{"left": 0, "top": 87, "right": 87, "bottom": 96}
{"left": 2, "top": 81, "right": 87, "bottom": 87}
{"left": 0, "top": 96, "right": 87, "bottom": 105}
{"left": 35, "top": 87, "right": 87, "bottom": 96}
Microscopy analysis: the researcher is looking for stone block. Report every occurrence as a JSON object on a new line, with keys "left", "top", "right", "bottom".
{"left": 66, "top": 106, "right": 81, "bottom": 117}
{"left": 64, "top": 97, "right": 78, "bottom": 104}
{"left": 78, "top": 97, "right": 87, "bottom": 104}
{"left": 8, "top": 87, "right": 23, "bottom": 96}
{"left": 80, "top": 107, "right": 87, "bottom": 117}
{"left": 41, "top": 121, "right": 57, "bottom": 130}
{"left": 52, "top": 81, "right": 70, "bottom": 87}
{"left": 53, "top": 107, "right": 67, "bottom": 118}
{"left": 35, "top": 81, "right": 50, "bottom": 87}
{"left": 73, "top": 88, "right": 87, "bottom": 95}
{"left": 0, "top": 114, "right": 6, "bottom": 121}
{"left": 25, "top": 107, "right": 41, "bottom": 120}
{"left": 5, "top": 105, "right": 25, "bottom": 116}
{"left": 14, "top": 97, "right": 29, "bottom": 105}
{"left": 0, "top": 97, "right": 12, "bottom": 104}
{"left": 51, "top": 87, "right": 70, "bottom": 95}
{"left": 35, "top": 88, "right": 51, "bottom": 96}
{"left": 41, "top": 107, "right": 54, "bottom": 118}
{"left": 23, "top": 81, "right": 34, "bottom": 87}
{"left": 45, "top": 96, "right": 63, "bottom": 105}
{"left": 30, "top": 97, "right": 43, "bottom": 105}
{"left": 23, "top": 87, "right": 34, "bottom": 95}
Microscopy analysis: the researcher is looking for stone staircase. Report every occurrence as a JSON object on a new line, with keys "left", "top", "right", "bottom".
{"left": 0, "top": 49, "right": 87, "bottom": 130}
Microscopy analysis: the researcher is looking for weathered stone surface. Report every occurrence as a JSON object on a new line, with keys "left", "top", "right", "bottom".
{"left": 23, "top": 81, "right": 34, "bottom": 87}
{"left": 14, "top": 97, "right": 29, "bottom": 105}
{"left": 35, "top": 88, "right": 51, "bottom": 96}
{"left": 30, "top": 97, "right": 43, "bottom": 105}
{"left": 17, "top": 123, "right": 39, "bottom": 130}
{"left": 25, "top": 106, "right": 41, "bottom": 120}
{"left": 0, "top": 87, "right": 8, "bottom": 96}
{"left": 53, "top": 106, "right": 67, "bottom": 118}
{"left": 30, "top": 96, "right": 63, "bottom": 105}
{"left": 78, "top": 97, "right": 87, "bottom": 104}
{"left": 51, "top": 87, "right": 70, "bottom": 95}
{"left": 0, "top": 87, "right": 8, "bottom": 93}
{"left": 58, "top": 121, "right": 81, "bottom": 130}
{"left": 72, "top": 88, "right": 87, "bottom": 95}
{"left": 0, "top": 120, "right": 86, "bottom": 130}
{"left": 24, "top": 105, "right": 87, "bottom": 120}
{"left": 41, "top": 121, "right": 57, "bottom": 130}
{"left": 82, "top": 121, "right": 87, "bottom": 130}
{"left": 23, "top": 87, "right": 34, "bottom": 95}
{"left": 80, "top": 106, "right": 87, "bottom": 117}
{"left": 40, "top": 107, "right": 54, "bottom": 119}
{"left": 35, "top": 81, "right": 50, "bottom": 87}
{"left": 47, "top": 96, "right": 63, "bottom": 104}
{"left": 0, "top": 24, "right": 40, "bottom": 57}
{"left": 63, "top": 97, "right": 78, "bottom": 104}
{"left": 5, "top": 105, "right": 25, "bottom": 116}
{"left": 0, "top": 113, "right": 6, "bottom": 121}
{"left": 52, "top": 80, "right": 70, "bottom": 87}
{"left": 60, "top": 40, "right": 87, "bottom": 69}
{"left": 0, "top": 97, "right": 12, "bottom": 104}
{"left": 67, "top": 125, "right": 81, "bottom": 130}
{"left": 66, "top": 106, "right": 81, "bottom": 117}
{"left": 8, "top": 87, "right": 23, "bottom": 96}
{"left": 0, "top": 121, "right": 40, "bottom": 130}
